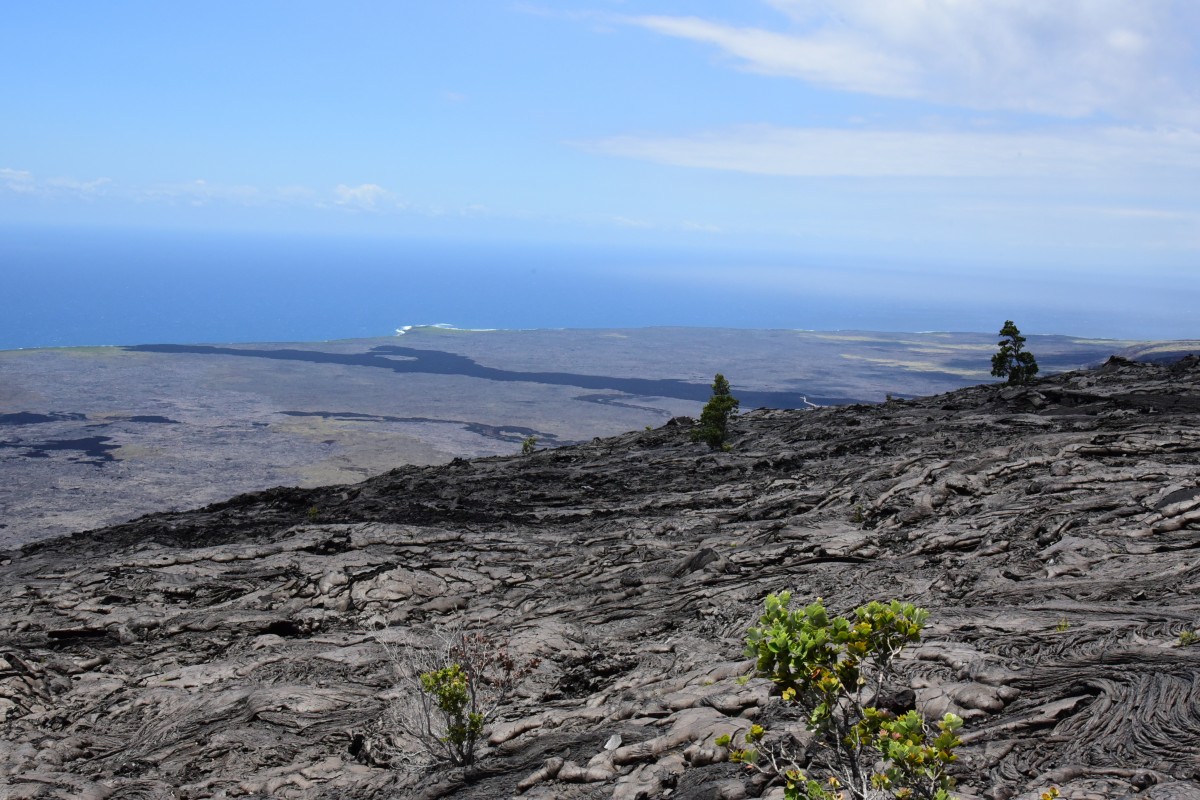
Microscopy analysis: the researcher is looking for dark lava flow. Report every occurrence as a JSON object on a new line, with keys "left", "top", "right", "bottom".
{"left": 124, "top": 343, "right": 849, "bottom": 408}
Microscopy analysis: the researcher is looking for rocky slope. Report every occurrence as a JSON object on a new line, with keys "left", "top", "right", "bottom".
{"left": 1, "top": 356, "right": 1199, "bottom": 799}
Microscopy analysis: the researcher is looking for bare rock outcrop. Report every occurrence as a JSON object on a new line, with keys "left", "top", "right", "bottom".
{"left": 1, "top": 356, "right": 1199, "bottom": 798}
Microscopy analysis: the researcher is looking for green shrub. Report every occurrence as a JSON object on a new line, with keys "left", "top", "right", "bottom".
{"left": 420, "top": 663, "right": 483, "bottom": 763}
{"left": 692, "top": 373, "right": 739, "bottom": 449}
{"left": 391, "top": 629, "right": 539, "bottom": 767}
{"left": 731, "top": 593, "right": 962, "bottom": 800}
{"left": 521, "top": 435, "right": 537, "bottom": 456}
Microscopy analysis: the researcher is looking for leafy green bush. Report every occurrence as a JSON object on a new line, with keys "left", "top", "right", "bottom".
{"left": 521, "top": 435, "right": 537, "bottom": 456}
{"left": 692, "top": 373, "right": 739, "bottom": 449}
{"left": 731, "top": 593, "right": 962, "bottom": 800}
{"left": 419, "top": 663, "right": 484, "bottom": 765}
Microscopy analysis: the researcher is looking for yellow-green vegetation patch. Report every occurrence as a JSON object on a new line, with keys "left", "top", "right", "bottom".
{"left": 294, "top": 432, "right": 446, "bottom": 486}
{"left": 273, "top": 415, "right": 358, "bottom": 440}
{"left": 112, "top": 444, "right": 167, "bottom": 460}
{"left": 46, "top": 346, "right": 152, "bottom": 360}
{"left": 89, "top": 411, "right": 140, "bottom": 421}
{"left": 903, "top": 343, "right": 995, "bottom": 352}
{"left": 1068, "top": 337, "right": 1142, "bottom": 346}
{"left": 1129, "top": 341, "right": 1200, "bottom": 353}
{"left": 838, "top": 353, "right": 989, "bottom": 377}
{"left": 807, "top": 333, "right": 897, "bottom": 343}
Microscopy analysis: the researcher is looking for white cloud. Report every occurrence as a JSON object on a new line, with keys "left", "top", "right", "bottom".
{"left": 624, "top": 1, "right": 1200, "bottom": 124}
{"left": 1096, "top": 207, "right": 1199, "bottom": 222}
{"left": 45, "top": 176, "right": 111, "bottom": 197}
{"left": 0, "top": 169, "right": 433, "bottom": 220}
{"left": 630, "top": 15, "right": 917, "bottom": 98}
{"left": 587, "top": 125, "right": 1200, "bottom": 178}
{"left": 333, "top": 183, "right": 395, "bottom": 211}
{"left": 139, "top": 179, "right": 265, "bottom": 207}
{"left": 1, "top": 167, "right": 112, "bottom": 199}
{"left": 1, "top": 168, "right": 36, "bottom": 193}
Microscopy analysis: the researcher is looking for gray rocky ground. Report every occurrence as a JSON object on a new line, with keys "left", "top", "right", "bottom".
{"left": 1, "top": 355, "right": 1199, "bottom": 798}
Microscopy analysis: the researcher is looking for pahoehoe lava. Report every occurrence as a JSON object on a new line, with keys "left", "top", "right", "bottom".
{"left": 1, "top": 356, "right": 1199, "bottom": 799}
{"left": 279, "top": 411, "right": 576, "bottom": 446}
{"left": 0, "top": 434, "right": 119, "bottom": 466}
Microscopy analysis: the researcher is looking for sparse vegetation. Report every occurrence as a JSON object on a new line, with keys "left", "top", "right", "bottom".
{"left": 729, "top": 593, "right": 962, "bottom": 800}
{"left": 521, "top": 435, "right": 537, "bottom": 455}
{"left": 991, "top": 320, "right": 1039, "bottom": 386}
{"left": 692, "top": 373, "right": 739, "bottom": 449}
{"left": 387, "top": 628, "right": 539, "bottom": 768}
{"left": 1178, "top": 629, "right": 1198, "bottom": 646}
{"left": 1055, "top": 618, "right": 1070, "bottom": 632}
{"left": 306, "top": 505, "right": 320, "bottom": 522}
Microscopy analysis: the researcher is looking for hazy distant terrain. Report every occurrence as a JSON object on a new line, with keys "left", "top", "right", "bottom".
{"left": 1, "top": 326, "right": 1191, "bottom": 547}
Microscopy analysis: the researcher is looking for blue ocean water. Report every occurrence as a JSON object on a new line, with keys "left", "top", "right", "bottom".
{"left": 1, "top": 225, "right": 1193, "bottom": 349}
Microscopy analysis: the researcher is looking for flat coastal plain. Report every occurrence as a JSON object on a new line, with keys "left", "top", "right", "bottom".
{"left": 1, "top": 326, "right": 1190, "bottom": 548}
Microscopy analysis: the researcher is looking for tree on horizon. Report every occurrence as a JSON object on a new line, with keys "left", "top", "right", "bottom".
{"left": 991, "top": 320, "right": 1039, "bottom": 385}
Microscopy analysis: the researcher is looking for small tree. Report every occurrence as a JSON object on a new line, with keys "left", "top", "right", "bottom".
{"left": 990, "top": 320, "right": 1039, "bottom": 385}
{"left": 726, "top": 594, "right": 963, "bottom": 800}
{"left": 693, "top": 373, "right": 739, "bottom": 449}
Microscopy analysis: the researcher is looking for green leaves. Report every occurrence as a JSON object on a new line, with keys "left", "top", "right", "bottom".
{"left": 418, "top": 663, "right": 482, "bottom": 751}
{"left": 718, "top": 724, "right": 768, "bottom": 766}
{"left": 741, "top": 594, "right": 961, "bottom": 800}
{"left": 745, "top": 595, "right": 926, "bottom": 712}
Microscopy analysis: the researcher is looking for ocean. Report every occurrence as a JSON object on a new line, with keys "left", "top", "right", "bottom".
{"left": 1, "top": 225, "right": 1193, "bottom": 350}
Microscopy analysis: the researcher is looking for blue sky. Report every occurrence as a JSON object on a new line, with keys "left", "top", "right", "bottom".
{"left": 3, "top": 2, "right": 1199, "bottom": 305}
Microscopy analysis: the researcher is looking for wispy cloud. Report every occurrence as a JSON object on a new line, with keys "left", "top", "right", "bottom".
{"left": 4, "top": 168, "right": 679, "bottom": 234}
{"left": 0, "top": 168, "right": 413, "bottom": 214}
{"left": 623, "top": 1, "right": 1200, "bottom": 124}
{"left": 1, "top": 167, "right": 111, "bottom": 198}
{"left": 587, "top": 125, "right": 1200, "bottom": 178}
{"left": 1, "top": 168, "right": 37, "bottom": 193}
{"left": 1097, "top": 207, "right": 1200, "bottom": 221}
{"left": 333, "top": 183, "right": 398, "bottom": 212}
{"left": 139, "top": 179, "right": 265, "bottom": 206}
{"left": 46, "top": 175, "right": 112, "bottom": 197}
{"left": 629, "top": 15, "right": 917, "bottom": 98}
